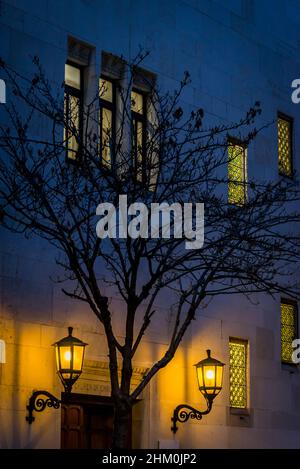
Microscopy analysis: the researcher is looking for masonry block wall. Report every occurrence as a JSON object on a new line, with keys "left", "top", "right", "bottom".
{"left": 0, "top": 0, "right": 300, "bottom": 448}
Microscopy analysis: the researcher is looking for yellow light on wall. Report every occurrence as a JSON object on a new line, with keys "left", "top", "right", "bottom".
{"left": 26, "top": 326, "right": 88, "bottom": 424}
{"left": 53, "top": 327, "right": 88, "bottom": 393}
{"left": 195, "top": 349, "right": 225, "bottom": 402}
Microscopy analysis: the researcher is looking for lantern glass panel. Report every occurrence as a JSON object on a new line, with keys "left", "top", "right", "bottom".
{"left": 216, "top": 364, "right": 223, "bottom": 389}
{"left": 59, "top": 345, "right": 72, "bottom": 369}
{"left": 197, "top": 366, "right": 204, "bottom": 388}
{"left": 73, "top": 345, "right": 84, "bottom": 372}
{"left": 203, "top": 365, "right": 216, "bottom": 394}
{"left": 55, "top": 346, "right": 60, "bottom": 371}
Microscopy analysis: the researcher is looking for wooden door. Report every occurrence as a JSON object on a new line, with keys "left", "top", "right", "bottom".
{"left": 61, "top": 395, "right": 117, "bottom": 449}
{"left": 85, "top": 404, "right": 114, "bottom": 449}
{"left": 61, "top": 404, "right": 85, "bottom": 449}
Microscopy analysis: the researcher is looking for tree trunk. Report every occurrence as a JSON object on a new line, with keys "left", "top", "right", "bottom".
{"left": 112, "top": 402, "right": 132, "bottom": 449}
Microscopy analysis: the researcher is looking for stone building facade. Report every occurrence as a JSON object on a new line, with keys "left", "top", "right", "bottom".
{"left": 0, "top": 0, "right": 300, "bottom": 449}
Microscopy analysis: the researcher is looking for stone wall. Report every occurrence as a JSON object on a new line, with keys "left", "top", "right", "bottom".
{"left": 0, "top": 0, "right": 300, "bottom": 448}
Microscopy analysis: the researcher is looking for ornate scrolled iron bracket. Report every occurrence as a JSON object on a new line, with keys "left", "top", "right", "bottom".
{"left": 26, "top": 390, "right": 61, "bottom": 424}
{"left": 171, "top": 398, "right": 213, "bottom": 433}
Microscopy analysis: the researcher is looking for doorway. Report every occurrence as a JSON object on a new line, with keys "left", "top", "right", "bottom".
{"left": 61, "top": 393, "right": 132, "bottom": 449}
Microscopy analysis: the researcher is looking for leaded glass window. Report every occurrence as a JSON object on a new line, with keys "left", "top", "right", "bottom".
{"left": 131, "top": 89, "right": 146, "bottom": 182}
{"left": 99, "top": 77, "right": 115, "bottom": 167}
{"left": 64, "top": 63, "right": 83, "bottom": 160}
{"left": 229, "top": 339, "right": 248, "bottom": 409}
{"left": 278, "top": 115, "right": 293, "bottom": 178}
{"left": 281, "top": 300, "right": 298, "bottom": 364}
{"left": 228, "top": 141, "right": 247, "bottom": 205}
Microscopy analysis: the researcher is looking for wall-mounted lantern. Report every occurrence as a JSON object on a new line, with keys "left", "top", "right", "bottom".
{"left": 54, "top": 326, "right": 87, "bottom": 393}
{"left": 26, "top": 327, "right": 87, "bottom": 424}
{"left": 171, "top": 350, "right": 225, "bottom": 433}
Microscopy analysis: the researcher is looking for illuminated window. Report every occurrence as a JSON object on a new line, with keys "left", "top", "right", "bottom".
{"left": 278, "top": 114, "right": 293, "bottom": 177}
{"left": 228, "top": 141, "right": 247, "bottom": 205}
{"left": 64, "top": 63, "right": 83, "bottom": 160}
{"left": 0, "top": 339, "right": 5, "bottom": 363}
{"left": 229, "top": 339, "right": 248, "bottom": 409}
{"left": 99, "top": 77, "right": 115, "bottom": 167}
{"left": 131, "top": 89, "right": 146, "bottom": 182}
{"left": 281, "top": 299, "right": 298, "bottom": 364}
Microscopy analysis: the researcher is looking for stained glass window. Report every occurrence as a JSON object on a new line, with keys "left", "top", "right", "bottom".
{"left": 229, "top": 339, "right": 247, "bottom": 409}
{"left": 64, "top": 63, "right": 82, "bottom": 160}
{"left": 278, "top": 115, "right": 293, "bottom": 177}
{"left": 228, "top": 142, "right": 247, "bottom": 205}
{"left": 281, "top": 300, "right": 298, "bottom": 364}
{"left": 99, "top": 77, "right": 115, "bottom": 167}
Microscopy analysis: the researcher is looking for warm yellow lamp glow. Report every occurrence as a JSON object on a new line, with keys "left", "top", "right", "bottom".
{"left": 53, "top": 327, "right": 88, "bottom": 393}
{"left": 195, "top": 350, "right": 225, "bottom": 402}
{"left": 205, "top": 369, "right": 214, "bottom": 380}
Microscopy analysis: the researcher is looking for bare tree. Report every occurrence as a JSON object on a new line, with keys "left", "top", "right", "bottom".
{"left": 0, "top": 53, "right": 300, "bottom": 448}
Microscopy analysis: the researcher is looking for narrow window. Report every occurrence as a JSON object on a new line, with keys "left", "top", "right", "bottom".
{"left": 229, "top": 339, "right": 248, "bottom": 409}
{"left": 131, "top": 89, "right": 146, "bottom": 182}
{"left": 281, "top": 299, "right": 298, "bottom": 364}
{"left": 0, "top": 339, "right": 6, "bottom": 364}
{"left": 278, "top": 114, "right": 293, "bottom": 177}
{"left": 99, "top": 77, "right": 115, "bottom": 167}
{"left": 64, "top": 63, "right": 83, "bottom": 160}
{"left": 228, "top": 140, "right": 247, "bottom": 205}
